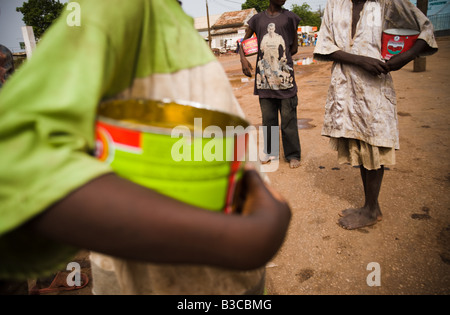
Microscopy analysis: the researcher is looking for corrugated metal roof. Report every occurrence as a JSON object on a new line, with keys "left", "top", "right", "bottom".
{"left": 212, "top": 8, "right": 257, "bottom": 29}
{"left": 211, "top": 26, "right": 243, "bottom": 36}
{"left": 194, "top": 14, "right": 222, "bottom": 31}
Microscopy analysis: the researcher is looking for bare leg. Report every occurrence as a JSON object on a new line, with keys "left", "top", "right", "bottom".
{"left": 338, "top": 166, "right": 384, "bottom": 229}
{"left": 339, "top": 166, "right": 383, "bottom": 220}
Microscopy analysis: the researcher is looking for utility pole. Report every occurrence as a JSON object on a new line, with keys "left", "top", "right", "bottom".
{"left": 414, "top": 0, "right": 428, "bottom": 72}
{"left": 206, "top": 0, "right": 212, "bottom": 48}
{"left": 21, "top": 26, "right": 36, "bottom": 58}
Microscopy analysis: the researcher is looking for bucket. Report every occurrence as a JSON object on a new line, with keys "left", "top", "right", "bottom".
{"left": 242, "top": 37, "right": 258, "bottom": 56}
{"left": 381, "top": 29, "right": 420, "bottom": 60}
{"left": 95, "top": 99, "right": 250, "bottom": 214}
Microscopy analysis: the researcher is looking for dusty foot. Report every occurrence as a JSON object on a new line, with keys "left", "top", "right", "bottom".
{"left": 339, "top": 207, "right": 383, "bottom": 221}
{"left": 338, "top": 208, "right": 380, "bottom": 230}
{"left": 289, "top": 159, "right": 301, "bottom": 169}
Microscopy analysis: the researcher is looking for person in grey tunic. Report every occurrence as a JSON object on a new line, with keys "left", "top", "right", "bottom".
{"left": 314, "top": 0, "right": 438, "bottom": 229}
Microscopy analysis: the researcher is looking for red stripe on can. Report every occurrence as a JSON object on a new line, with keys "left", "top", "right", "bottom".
{"left": 97, "top": 121, "right": 141, "bottom": 149}
{"left": 224, "top": 133, "right": 248, "bottom": 214}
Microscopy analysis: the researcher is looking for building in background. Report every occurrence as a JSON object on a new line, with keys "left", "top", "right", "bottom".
{"left": 409, "top": 0, "right": 450, "bottom": 34}
{"left": 428, "top": 1, "right": 450, "bottom": 34}
{"left": 193, "top": 13, "right": 221, "bottom": 43}
{"left": 194, "top": 8, "right": 257, "bottom": 52}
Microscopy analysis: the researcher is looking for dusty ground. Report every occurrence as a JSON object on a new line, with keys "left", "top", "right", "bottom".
{"left": 9, "top": 37, "right": 449, "bottom": 296}
{"left": 226, "top": 37, "right": 450, "bottom": 295}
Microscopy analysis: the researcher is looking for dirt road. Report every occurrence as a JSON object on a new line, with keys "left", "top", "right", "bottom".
{"left": 223, "top": 37, "right": 450, "bottom": 295}
{"left": 16, "top": 37, "right": 449, "bottom": 296}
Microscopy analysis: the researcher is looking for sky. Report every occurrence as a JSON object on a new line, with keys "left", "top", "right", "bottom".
{"left": 0, "top": 0, "right": 327, "bottom": 52}
{"left": 181, "top": 0, "right": 327, "bottom": 18}
{"left": 1, "top": 0, "right": 442, "bottom": 53}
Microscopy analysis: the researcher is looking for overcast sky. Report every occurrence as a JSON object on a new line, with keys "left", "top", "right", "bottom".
{"left": 0, "top": 0, "right": 430, "bottom": 53}
{"left": 0, "top": 0, "right": 328, "bottom": 52}
{"left": 181, "top": 0, "right": 327, "bottom": 17}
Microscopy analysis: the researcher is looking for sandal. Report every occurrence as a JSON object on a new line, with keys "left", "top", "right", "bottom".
{"left": 260, "top": 154, "right": 279, "bottom": 165}
{"left": 28, "top": 271, "right": 89, "bottom": 295}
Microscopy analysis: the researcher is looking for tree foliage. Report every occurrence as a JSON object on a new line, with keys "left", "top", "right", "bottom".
{"left": 291, "top": 3, "right": 322, "bottom": 28}
{"left": 242, "top": 0, "right": 270, "bottom": 13}
{"left": 242, "top": 1, "right": 322, "bottom": 28}
{"left": 16, "top": 0, "right": 65, "bottom": 39}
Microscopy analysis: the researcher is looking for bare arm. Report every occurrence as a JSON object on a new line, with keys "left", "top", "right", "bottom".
{"left": 26, "top": 170, "right": 291, "bottom": 270}
{"left": 386, "top": 39, "right": 428, "bottom": 72}
{"left": 328, "top": 50, "right": 389, "bottom": 76}
{"left": 239, "top": 26, "right": 255, "bottom": 77}
{"left": 327, "top": 39, "right": 429, "bottom": 75}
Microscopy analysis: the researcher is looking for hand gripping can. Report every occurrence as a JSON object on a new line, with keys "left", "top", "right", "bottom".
{"left": 95, "top": 99, "right": 250, "bottom": 214}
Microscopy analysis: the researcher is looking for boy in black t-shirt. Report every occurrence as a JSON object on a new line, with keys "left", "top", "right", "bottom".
{"left": 240, "top": 0, "right": 301, "bottom": 169}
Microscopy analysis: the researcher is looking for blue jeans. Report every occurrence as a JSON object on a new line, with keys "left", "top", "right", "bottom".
{"left": 259, "top": 96, "right": 301, "bottom": 161}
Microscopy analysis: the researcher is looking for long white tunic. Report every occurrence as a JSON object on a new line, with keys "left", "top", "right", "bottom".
{"left": 314, "top": 0, "right": 438, "bottom": 149}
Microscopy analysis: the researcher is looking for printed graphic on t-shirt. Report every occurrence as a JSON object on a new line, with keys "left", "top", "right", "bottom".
{"left": 256, "top": 23, "right": 294, "bottom": 90}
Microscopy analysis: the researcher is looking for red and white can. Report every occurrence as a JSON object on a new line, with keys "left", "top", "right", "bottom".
{"left": 381, "top": 29, "right": 420, "bottom": 60}
{"left": 242, "top": 37, "right": 258, "bottom": 56}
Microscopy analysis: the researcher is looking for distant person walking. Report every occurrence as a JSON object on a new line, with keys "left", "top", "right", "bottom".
{"left": 314, "top": 0, "right": 438, "bottom": 229}
{"left": 240, "top": 0, "right": 301, "bottom": 169}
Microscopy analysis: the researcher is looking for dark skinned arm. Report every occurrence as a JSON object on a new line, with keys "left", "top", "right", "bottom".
{"left": 328, "top": 50, "right": 389, "bottom": 76}
{"left": 327, "top": 39, "right": 429, "bottom": 75}
{"left": 386, "top": 39, "right": 428, "bottom": 72}
{"left": 26, "top": 170, "right": 291, "bottom": 271}
{"left": 239, "top": 26, "right": 255, "bottom": 78}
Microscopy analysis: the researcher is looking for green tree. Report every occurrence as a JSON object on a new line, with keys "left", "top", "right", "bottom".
{"left": 291, "top": 3, "right": 321, "bottom": 28}
{"left": 16, "top": 0, "right": 65, "bottom": 40}
{"left": 242, "top": 0, "right": 270, "bottom": 12}
{"left": 242, "top": 1, "right": 322, "bottom": 29}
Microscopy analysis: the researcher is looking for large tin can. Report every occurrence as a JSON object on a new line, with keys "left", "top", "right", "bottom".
{"left": 381, "top": 29, "right": 420, "bottom": 60}
{"left": 95, "top": 99, "right": 250, "bottom": 213}
{"left": 242, "top": 37, "right": 258, "bottom": 56}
